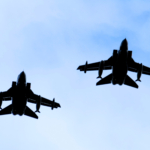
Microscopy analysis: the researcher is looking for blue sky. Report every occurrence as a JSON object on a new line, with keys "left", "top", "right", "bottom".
{"left": 1, "top": 0, "right": 150, "bottom": 150}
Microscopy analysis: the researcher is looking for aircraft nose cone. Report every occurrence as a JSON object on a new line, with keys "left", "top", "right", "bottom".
{"left": 21, "top": 71, "right": 25, "bottom": 76}
{"left": 20, "top": 71, "right": 26, "bottom": 79}
{"left": 120, "top": 38, "right": 128, "bottom": 50}
{"left": 17, "top": 71, "right": 26, "bottom": 84}
{"left": 20, "top": 71, "right": 26, "bottom": 80}
{"left": 123, "top": 38, "right": 127, "bottom": 44}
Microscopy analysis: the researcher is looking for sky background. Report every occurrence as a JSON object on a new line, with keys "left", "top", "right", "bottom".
{"left": 1, "top": 0, "right": 150, "bottom": 150}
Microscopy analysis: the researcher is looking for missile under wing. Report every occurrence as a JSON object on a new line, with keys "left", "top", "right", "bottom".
{"left": 77, "top": 39, "right": 150, "bottom": 88}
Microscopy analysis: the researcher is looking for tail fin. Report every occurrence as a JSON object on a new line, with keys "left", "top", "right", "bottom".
{"left": 96, "top": 73, "right": 112, "bottom": 86}
{"left": 124, "top": 75, "right": 138, "bottom": 88}
{"left": 0, "top": 104, "right": 12, "bottom": 115}
{"left": 24, "top": 106, "right": 38, "bottom": 119}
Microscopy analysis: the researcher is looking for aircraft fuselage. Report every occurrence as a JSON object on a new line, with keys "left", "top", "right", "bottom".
{"left": 112, "top": 39, "right": 128, "bottom": 85}
{"left": 12, "top": 71, "right": 27, "bottom": 116}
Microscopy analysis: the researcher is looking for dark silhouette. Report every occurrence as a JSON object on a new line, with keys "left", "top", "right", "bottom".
{"left": 77, "top": 38, "right": 150, "bottom": 88}
{"left": 0, "top": 71, "right": 61, "bottom": 119}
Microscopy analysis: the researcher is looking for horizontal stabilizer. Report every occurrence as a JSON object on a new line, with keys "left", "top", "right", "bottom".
{"left": 0, "top": 104, "right": 12, "bottom": 115}
{"left": 124, "top": 75, "right": 138, "bottom": 88}
{"left": 96, "top": 73, "right": 112, "bottom": 85}
{"left": 24, "top": 106, "right": 38, "bottom": 119}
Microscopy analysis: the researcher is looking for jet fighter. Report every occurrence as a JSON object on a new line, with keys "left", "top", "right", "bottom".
{"left": 77, "top": 39, "right": 150, "bottom": 88}
{"left": 0, "top": 71, "right": 61, "bottom": 119}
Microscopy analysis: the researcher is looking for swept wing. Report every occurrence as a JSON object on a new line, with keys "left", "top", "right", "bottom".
{"left": 77, "top": 57, "right": 113, "bottom": 72}
{"left": 28, "top": 90, "right": 61, "bottom": 109}
{"left": 128, "top": 58, "right": 150, "bottom": 75}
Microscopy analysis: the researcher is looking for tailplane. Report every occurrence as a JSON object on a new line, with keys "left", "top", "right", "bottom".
{"left": 24, "top": 106, "right": 38, "bottom": 119}
{"left": 124, "top": 75, "right": 138, "bottom": 88}
{"left": 0, "top": 104, "right": 12, "bottom": 115}
{"left": 96, "top": 73, "right": 112, "bottom": 85}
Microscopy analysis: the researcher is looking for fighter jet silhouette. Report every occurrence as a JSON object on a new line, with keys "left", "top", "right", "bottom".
{"left": 0, "top": 71, "right": 61, "bottom": 119}
{"left": 77, "top": 39, "right": 150, "bottom": 88}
